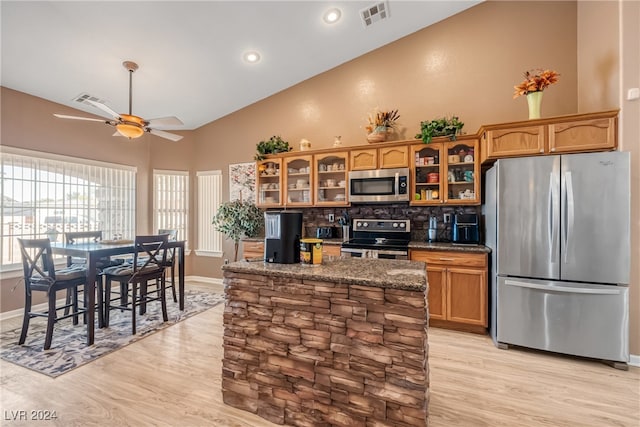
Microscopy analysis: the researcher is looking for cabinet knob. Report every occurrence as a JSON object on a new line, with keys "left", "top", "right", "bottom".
{"left": 550, "top": 148, "right": 556, "bottom": 152}
{"left": 540, "top": 149, "right": 544, "bottom": 153}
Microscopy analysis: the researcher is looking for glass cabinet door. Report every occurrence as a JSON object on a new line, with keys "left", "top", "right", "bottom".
{"left": 256, "top": 159, "right": 282, "bottom": 206}
{"left": 283, "top": 155, "right": 313, "bottom": 206}
{"left": 314, "top": 152, "right": 348, "bottom": 206}
{"left": 443, "top": 140, "right": 479, "bottom": 204}
{"left": 411, "top": 144, "right": 443, "bottom": 204}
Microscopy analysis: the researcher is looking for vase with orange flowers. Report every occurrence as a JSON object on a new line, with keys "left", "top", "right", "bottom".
{"left": 513, "top": 68, "right": 560, "bottom": 119}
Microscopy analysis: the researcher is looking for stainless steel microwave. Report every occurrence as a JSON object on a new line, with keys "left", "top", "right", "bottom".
{"left": 348, "top": 167, "right": 410, "bottom": 203}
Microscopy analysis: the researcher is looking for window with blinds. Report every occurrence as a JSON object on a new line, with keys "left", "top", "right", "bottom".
{"left": 153, "top": 170, "right": 189, "bottom": 249}
{"left": 1, "top": 147, "right": 136, "bottom": 271}
{"left": 196, "top": 170, "right": 223, "bottom": 257}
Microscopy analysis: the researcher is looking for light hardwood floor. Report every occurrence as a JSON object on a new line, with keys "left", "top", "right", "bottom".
{"left": 1, "top": 280, "right": 638, "bottom": 426}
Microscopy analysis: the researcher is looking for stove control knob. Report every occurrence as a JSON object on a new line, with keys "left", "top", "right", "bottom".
{"left": 356, "top": 221, "right": 362, "bottom": 227}
{"left": 363, "top": 222, "right": 369, "bottom": 227}
{"left": 392, "top": 222, "right": 399, "bottom": 228}
{"left": 400, "top": 222, "right": 406, "bottom": 228}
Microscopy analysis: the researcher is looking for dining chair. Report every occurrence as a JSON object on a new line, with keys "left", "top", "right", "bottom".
{"left": 157, "top": 228, "right": 178, "bottom": 303}
{"left": 17, "top": 238, "right": 88, "bottom": 350}
{"left": 102, "top": 234, "right": 169, "bottom": 334}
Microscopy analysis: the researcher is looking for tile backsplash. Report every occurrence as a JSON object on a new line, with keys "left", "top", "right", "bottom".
{"left": 296, "top": 204, "right": 481, "bottom": 242}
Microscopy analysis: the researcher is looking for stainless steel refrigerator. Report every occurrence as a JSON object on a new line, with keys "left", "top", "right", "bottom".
{"left": 484, "top": 151, "right": 630, "bottom": 366}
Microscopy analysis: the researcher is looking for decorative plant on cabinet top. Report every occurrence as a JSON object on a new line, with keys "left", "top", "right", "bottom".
{"left": 415, "top": 116, "right": 464, "bottom": 143}
{"left": 255, "top": 135, "right": 292, "bottom": 160}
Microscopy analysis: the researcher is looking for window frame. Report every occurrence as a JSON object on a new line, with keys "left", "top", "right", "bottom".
{"left": 1, "top": 146, "right": 136, "bottom": 274}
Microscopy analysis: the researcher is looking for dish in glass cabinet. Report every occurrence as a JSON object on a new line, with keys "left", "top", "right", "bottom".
{"left": 334, "top": 194, "right": 346, "bottom": 201}
{"left": 464, "top": 154, "right": 473, "bottom": 162}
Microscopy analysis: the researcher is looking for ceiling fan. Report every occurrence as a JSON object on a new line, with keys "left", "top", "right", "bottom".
{"left": 54, "top": 61, "right": 184, "bottom": 142}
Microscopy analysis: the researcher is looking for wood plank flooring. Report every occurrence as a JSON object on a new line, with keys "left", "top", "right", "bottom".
{"left": 1, "top": 280, "right": 638, "bottom": 426}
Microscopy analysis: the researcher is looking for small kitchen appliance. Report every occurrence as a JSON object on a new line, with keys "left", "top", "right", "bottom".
{"left": 348, "top": 168, "right": 410, "bottom": 203}
{"left": 428, "top": 216, "right": 437, "bottom": 242}
{"left": 264, "top": 210, "right": 303, "bottom": 263}
{"left": 452, "top": 213, "right": 480, "bottom": 244}
{"left": 341, "top": 219, "right": 410, "bottom": 259}
{"left": 315, "top": 226, "right": 335, "bottom": 239}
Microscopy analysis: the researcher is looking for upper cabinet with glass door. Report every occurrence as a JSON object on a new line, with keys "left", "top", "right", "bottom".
{"left": 411, "top": 137, "right": 480, "bottom": 205}
{"left": 283, "top": 155, "right": 313, "bottom": 207}
{"left": 443, "top": 139, "right": 479, "bottom": 204}
{"left": 411, "top": 143, "right": 443, "bottom": 204}
{"left": 256, "top": 159, "right": 282, "bottom": 207}
{"left": 314, "top": 152, "right": 348, "bottom": 206}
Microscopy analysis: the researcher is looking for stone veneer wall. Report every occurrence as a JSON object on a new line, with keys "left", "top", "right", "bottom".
{"left": 298, "top": 204, "right": 481, "bottom": 242}
{"left": 222, "top": 271, "right": 429, "bottom": 426}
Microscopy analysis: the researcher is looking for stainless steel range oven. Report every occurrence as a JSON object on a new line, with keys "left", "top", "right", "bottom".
{"left": 341, "top": 219, "right": 410, "bottom": 260}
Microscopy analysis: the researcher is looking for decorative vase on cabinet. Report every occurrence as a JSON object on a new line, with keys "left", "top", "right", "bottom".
{"left": 527, "top": 91, "right": 543, "bottom": 119}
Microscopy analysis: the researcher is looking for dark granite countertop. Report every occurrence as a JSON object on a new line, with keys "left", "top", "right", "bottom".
{"left": 244, "top": 237, "right": 489, "bottom": 252}
{"left": 409, "top": 241, "right": 491, "bottom": 253}
{"left": 222, "top": 257, "right": 426, "bottom": 291}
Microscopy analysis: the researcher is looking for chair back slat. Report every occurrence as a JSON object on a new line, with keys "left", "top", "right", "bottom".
{"left": 65, "top": 231, "right": 103, "bottom": 244}
{"left": 132, "top": 234, "right": 168, "bottom": 274}
{"left": 18, "top": 238, "right": 56, "bottom": 282}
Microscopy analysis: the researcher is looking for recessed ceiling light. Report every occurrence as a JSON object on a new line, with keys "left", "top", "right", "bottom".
{"left": 323, "top": 8, "right": 342, "bottom": 24}
{"left": 243, "top": 51, "right": 261, "bottom": 63}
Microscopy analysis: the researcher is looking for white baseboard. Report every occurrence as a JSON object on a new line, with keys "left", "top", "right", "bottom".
{"left": 187, "top": 275, "right": 223, "bottom": 285}
{"left": 629, "top": 354, "right": 640, "bottom": 367}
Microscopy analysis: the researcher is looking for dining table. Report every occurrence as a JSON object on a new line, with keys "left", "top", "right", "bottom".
{"left": 51, "top": 239, "right": 186, "bottom": 346}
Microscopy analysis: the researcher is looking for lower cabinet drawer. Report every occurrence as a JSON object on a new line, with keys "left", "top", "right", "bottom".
{"left": 410, "top": 250, "right": 487, "bottom": 268}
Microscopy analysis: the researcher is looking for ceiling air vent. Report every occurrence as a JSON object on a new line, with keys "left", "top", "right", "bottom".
{"left": 72, "top": 93, "right": 107, "bottom": 106}
{"left": 360, "top": 1, "right": 389, "bottom": 27}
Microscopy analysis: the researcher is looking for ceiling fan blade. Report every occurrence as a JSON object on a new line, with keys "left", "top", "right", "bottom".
{"left": 53, "top": 113, "right": 108, "bottom": 123}
{"left": 148, "top": 128, "right": 183, "bottom": 142}
{"left": 84, "top": 99, "right": 121, "bottom": 120}
{"left": 146, "top": 116, "right": 184, "bottom": 128}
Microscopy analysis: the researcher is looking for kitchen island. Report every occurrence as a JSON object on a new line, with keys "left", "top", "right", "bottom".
{"left": 221, "top": 257, "right": 429, "bottom": 426}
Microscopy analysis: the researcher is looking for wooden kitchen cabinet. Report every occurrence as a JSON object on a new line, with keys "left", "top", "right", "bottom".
{"left": 350, "top": 144, "right": 408, "bottom": 170}
{"left": 314, "top": 152, "right": 349, "bottom": 206}
{"left": 322, "top": 244, "right": 342, "bottom": 257}
{"left": 480, "top": 110, "right": 618, "bottom": 163}
{"left": 411, "top": 137, "right": 480, "bottom": 206}
{"left": 242, "top": 240, "right": 264, "bottom": 260}
{"left": 548, "top": 114, "right": 617, "bottom": 153}
{"left": 410, "top": 249, "right": 487, "bottom": 333}
{"left": 256, "top": 159, "right": 283, "bottom": 207}
{"left": 283, "top": 155, "right": 313, "bottom": 207}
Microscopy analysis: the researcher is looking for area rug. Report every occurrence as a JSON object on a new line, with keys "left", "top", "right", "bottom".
{"left": 0, "top": 289, "right": 224, "bottom": 378}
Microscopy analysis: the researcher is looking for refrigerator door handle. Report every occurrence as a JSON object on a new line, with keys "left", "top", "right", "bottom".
{"left": 564, "top": 171, "right": 575, "bottom": 264}
{"left": 504, "top": 279, "right": 623, "bottom": 295}
{"left": 548, "top": 172, "right": 559, "bottom": 263}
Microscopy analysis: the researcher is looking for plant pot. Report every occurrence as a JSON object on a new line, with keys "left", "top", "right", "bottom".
{"left": 367, "top": 132, "right": 387, "bottom": 143}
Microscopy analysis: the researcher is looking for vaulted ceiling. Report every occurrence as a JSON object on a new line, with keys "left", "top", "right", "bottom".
{"left": 1, "top": 1, "right": 480, "bottom": 130}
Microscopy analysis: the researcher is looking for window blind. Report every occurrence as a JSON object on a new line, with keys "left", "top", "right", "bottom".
{"left": 196, "top": 170, "right": 222, "bottom": 257}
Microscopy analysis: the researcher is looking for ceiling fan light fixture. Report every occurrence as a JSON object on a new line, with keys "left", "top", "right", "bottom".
{"left": 116, "top": 123, "right": 145, "bottom": 139}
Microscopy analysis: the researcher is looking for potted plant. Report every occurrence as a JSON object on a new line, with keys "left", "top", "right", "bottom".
{"left": 254, "top": 135, "right": 292, "bottom": 161}
{"left": 212, "top": 199, "right": 264, "bottom": 261}
{"left": 415, "top": 116, "right": 464, "bottom": 144}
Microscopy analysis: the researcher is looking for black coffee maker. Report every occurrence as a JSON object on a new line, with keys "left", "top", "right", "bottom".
{"left": 452, "top": 213, "right": 480, "bottom": 244}
{"left": 264, "top": 210, "right": 303, "bottom": 263}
